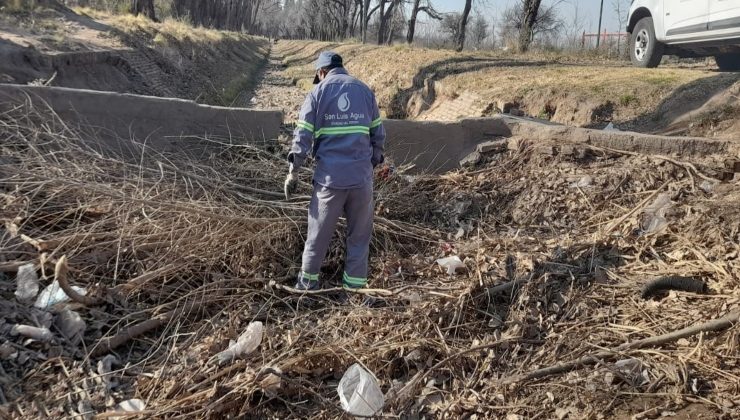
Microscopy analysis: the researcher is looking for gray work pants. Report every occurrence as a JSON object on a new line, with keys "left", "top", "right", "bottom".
{"left": 301, "top": 182, "right": 373, "bottom": 288}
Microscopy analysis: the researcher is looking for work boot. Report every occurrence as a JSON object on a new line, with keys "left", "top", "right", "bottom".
{"left": 294, "top": 272, "right": 320, "bottom": 291}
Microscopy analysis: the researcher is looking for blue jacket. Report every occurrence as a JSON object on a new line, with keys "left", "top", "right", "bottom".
{"left": 289, "top": 68, "right": 385, "bottom": 189}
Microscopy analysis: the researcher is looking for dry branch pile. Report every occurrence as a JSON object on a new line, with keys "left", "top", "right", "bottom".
{"left": 1, "top": 106, "right": 739, "bottom": 418}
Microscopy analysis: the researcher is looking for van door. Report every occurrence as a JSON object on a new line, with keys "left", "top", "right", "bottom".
{"left": 707, "top": 0, "right": 740, "bottom": 39}
{"left": 664, "top": 0, "right": 710, "bottom": 41}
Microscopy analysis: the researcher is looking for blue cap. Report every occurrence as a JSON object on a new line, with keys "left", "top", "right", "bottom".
{"left": 313, "top": 51, "right": 343, "bottom": 84}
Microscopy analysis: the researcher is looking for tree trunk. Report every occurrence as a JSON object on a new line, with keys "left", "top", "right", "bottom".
{"left": 349, "top": 1, "right": 361, "bottom": 37}
{"left": 518, "top": 0, "right": 543, "bottom": 52}
{"left": 377, "top": 0, "right": 386, "bottom": 45}
{"left": 362, "top": 0, "right": 371, "bottom": 43}
{"left": 406, "top": 0, "right": 421, "bottom": 44}
{"left": 378, "top": 0, "right": 397, "bottom": 45}
{"left": 455, "top": 0, "right": 472, "bottom": 52}
{"left": 131, "top": 0, "right": 156, "bottom": 21}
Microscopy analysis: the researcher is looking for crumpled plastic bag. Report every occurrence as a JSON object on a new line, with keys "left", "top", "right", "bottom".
{"left": 112, "top": 399, "right": 146, "bottom": 418}
{"left": 34, "top": 280, "right": 87, "bottom": 309}
{"left": 98, "top": 354, "right": 121, "bottom": 390}
{"left": 569, "top": 175, "right": 592, "bottom": 189}
{"left": 436, "top": 256, "right": 466, "bottom": 275}
{"left": 215, "top": 321, "right": 263, "bottom": 365}
{"left": 640, "top": 193, "right": 673, "bottom": 234}
{"left": 338, "top": 363, "right": 384, "bottom": 417}
{"left": 55, "top": 308, "right": 86, "bottom": 343}
{"left": 11, "top": 324, "right": 53, "bottom": 342}
{"left": 15, "top": 263, "right": 39, "bottom": 301}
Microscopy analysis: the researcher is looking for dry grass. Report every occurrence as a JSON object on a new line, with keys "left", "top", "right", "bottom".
{"left": 75, "top": 8, "right": 244, "bottom": 45}
{"left": 1, "top": 100, "right": 738, "bottom": 418}
{"left": 278, "top": 40, "right": 717, "bottom": 125}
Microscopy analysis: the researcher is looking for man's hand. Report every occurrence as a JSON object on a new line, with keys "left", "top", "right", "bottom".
{"left": 284, "top": 173, "right": 298, "bottom": 200}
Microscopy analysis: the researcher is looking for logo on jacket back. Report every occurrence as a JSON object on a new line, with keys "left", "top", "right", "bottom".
{"left": 337, "top": 93, "right": 350, "bottom": 112}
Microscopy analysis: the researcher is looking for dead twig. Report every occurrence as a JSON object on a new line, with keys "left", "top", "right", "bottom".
{"left": 504, "top": 309, "right": 740, "bottom": 384}
{"left": 55, "top": 255, "right": 103, "bottom": 306}
{"left": 267, "top": 280, "right": 395, "bottom": 297}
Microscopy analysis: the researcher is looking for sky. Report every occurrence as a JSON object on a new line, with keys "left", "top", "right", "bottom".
{"left": 430, "top": 0, "right": 627, "bottom": 34}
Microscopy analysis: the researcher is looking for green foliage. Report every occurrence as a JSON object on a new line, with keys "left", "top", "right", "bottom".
{"left": 619, "top": 94, "right": 638, "bottom": 106}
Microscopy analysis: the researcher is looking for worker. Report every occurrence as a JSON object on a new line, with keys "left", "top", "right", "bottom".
{"left": 284, "top": 51, "right": 385, "bottom": 297}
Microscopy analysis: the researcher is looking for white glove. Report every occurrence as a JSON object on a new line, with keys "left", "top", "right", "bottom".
{"left": 284, "top": 173, "right": 298, "bottom": 200}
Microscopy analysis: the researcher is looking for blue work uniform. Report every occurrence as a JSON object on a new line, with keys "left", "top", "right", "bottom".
{"left": 288, "top": 67, "right": 386, "bottom": 288}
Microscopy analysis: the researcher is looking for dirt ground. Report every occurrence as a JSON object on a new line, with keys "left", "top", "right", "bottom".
{"left": 0, "top": 6, "right": 268, "bottom": 105}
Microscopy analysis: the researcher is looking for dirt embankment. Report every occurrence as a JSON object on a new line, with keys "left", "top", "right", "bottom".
{"left": 0, "top": 7, "right": 269, "bottom": 106}
{"left": 276, "top": 40, "right": 740, "bottom": 137}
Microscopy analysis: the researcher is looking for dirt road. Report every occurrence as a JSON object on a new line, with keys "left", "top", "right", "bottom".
{"left": 245, "top": 47, "right": 306, "bottom": 121}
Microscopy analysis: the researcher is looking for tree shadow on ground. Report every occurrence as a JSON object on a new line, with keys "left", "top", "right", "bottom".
{"left": 388, "top": 56, "right": 564, "bottom": 119}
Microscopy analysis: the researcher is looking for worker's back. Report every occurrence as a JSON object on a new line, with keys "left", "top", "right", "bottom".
{"left": 307, "top": 68, "right": 381, "bottom": 189}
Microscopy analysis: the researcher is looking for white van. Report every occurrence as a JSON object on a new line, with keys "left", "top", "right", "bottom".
{"left": 627, "top": 0, "right": 740, "bottom": 70}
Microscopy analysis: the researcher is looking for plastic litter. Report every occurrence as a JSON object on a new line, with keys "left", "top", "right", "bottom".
{"left": 436, "top": 256, "right": 466, "bottom": 275}
{"left": 603, "top": 122, "right": 619, "bottom": 131}
{"left": 641, "top": 193, "right": 673, "bottom": 234}
{"left": 699, "top": 180, "right": 716, "bottom": 193}
{"left": 570, "top": 175, "right": 592, "bottom": 189}
{"left": 15, "top": 263, "right": 40, "bottom": 301}
{"left": 606, "top": 358, "right": 650, "bottom": 386}
{"left": 34, "top": 280, "right": 87, "bottom": 309}
{"left": 11, "top": 324, "right": 53, "bottom": 342}
{"left": 56, "top": 308, "right": 86, "bottom": 343}
{"left": 112, "top": 399, "right": 146, "bottom": 416}
{"left": 259, "top": 367, "right": 282, "bottom": 397}
{"left": 337, "top": 363, "right": 384, "bottom": 417}
{"left": 215, "top": 321, "right": 264, "bottom": 365}
{"left": 97, "top": 354, "right": 120, "bottom": 390}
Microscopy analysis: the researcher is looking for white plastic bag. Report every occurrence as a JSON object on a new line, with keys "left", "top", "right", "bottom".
{"left": 34, "top": 280, "right": 87, "bottom": 309}
{"left": 56, "top": 308, "right": 86, "bottom": 343}
{"left": 436, "top": 256, "right": 466, "bottom": 275}
{"left": 215, "top": 321, "right": 264, "bottom": 365}
{"left": 337, "top": 363, "right": 385, "bottom": 417}
{"left": 15, "top": 263, "right": 39, "bottom": 301}
{"left": 641, "top": 193, "right": 673, "bottom": 234}
{"left": 11, "top": 324, "right": 53, "bottom": 342}
{"left": 112, "top": 399, "right": 146, "bottom": 418}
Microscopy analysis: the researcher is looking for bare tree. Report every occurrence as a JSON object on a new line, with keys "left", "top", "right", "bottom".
{"left": 562, "top": 0, "right": 586, "bottom": 49}
{"left": 499, "top": 0, "right": 562, "bottom": 51}
{"left": 130, "top": 0, "right": 156, "bottom": 21}
{"left": 173, "top": 0, "right": 264, "bottom": 32}
{"left": 612, "top": 0, "right": 629, "bottom": 55}
{"left": 440, "top": 13, "right": 461, "bottom": 45}
{"left": 377, "top": 0, "right": 401, "bottom": 45}
{"left": 455, "top": 0, "right": 472, "bottom": 51}
{"left": 470, "top": 14, "right": 489, "bottom": 48}
{"left": 406, "top": 0, "right": 442, "bottom": 44}
{"left": 518, "top": 0, "right": 542, "bottom": 52}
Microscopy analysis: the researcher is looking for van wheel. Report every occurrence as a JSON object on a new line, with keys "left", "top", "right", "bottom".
{"left": 630, "top": 17, "right": 664, "bottom": 68}
{"left": 715, "top": 54, "right": 740, "bottom": 71}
